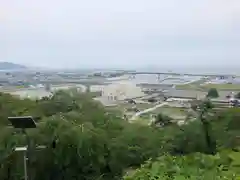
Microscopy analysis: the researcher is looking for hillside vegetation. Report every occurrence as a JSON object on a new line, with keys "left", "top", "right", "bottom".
{"left": 0, "top": 90, "right": 239, "bottom": 179}
{"left": 0, "top": 62, "right": 27, "bottom": 70}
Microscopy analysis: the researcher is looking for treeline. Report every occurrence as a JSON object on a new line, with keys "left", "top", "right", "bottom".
{"left": 0, "top": 90, "right": 239, "bottom": 179}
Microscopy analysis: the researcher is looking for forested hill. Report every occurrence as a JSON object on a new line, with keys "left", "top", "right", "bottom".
{"left": 0, "top": 90, "right": 239, "bottom": 179}
{"left": 0, "top": 62, "right": 27, "bottom": 70}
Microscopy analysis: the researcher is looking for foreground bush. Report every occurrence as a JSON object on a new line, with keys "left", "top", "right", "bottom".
{"left": 124, "top": 149, "right": 240, "bottom": 180}
{"left": 0, "top": 91, "right": 174, "bottom": 180}
{"left": 0, "top": 90, "right": 239, "bottom": 179}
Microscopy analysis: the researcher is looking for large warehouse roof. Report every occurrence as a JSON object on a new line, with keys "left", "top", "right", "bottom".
{"left": 102, "top": 81, "right": 145, "bottom": 100}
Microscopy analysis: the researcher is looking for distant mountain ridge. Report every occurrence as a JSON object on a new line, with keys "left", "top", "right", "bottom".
{"left": 0, "top": 62, "right": 27, "bottom": 70}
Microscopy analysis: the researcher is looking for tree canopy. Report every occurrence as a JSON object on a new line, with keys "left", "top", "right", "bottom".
{"left": 0, "top": 90, "right": 239, "bottom": 179}
{"left": 207, "top": 88, "right": 219, "bottom": 98}
{"left": 151, "top": 113, "right": 172, "bottom": 127}
{"left": 235, "top": 92, "right": 240, "bottom": 99}
{"left": 124, "top": 150, "right": 240, "bottom": 179}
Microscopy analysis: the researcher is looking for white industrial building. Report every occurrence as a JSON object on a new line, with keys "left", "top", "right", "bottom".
{"left": 90, "top": 85, "right": 105, "bottom": 92}
{"left": 101, "top": 81, "right": 145, "bottom": 101}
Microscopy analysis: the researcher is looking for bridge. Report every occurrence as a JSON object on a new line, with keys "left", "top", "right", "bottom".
{"left": 126, "top": 71, "right": 233, "bottom": 77}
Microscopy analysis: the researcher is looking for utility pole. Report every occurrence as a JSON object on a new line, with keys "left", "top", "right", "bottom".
{"left": 8, "top": 116, "right": 46, "bottom": 180}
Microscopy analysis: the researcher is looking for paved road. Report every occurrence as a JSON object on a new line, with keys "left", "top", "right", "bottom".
{"left": 129, "top": 101, "right": 169, "bottom": 121}
{"left": 129, "top": 97, "right": 192, "bottom": 121}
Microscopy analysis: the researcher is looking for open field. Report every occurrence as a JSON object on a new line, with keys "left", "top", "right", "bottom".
{"left": 176, "top": 84, "right": 206, "bottom": 91}
{"left": 136, "top": 106, "right": 187, "bottom": 119}
{"left": 175, "top": 79, "right": 208, "bottom": 91}
{"left": 202, "top": 83, "right": 240, "bottom": 90}
{"left": 133, "top": 106, "right": 188, "bottom": 125}
{"left": 177, "top": 82, "right": 240, "bottom": 91}
{"left": 105, "top": 102, "right": 155, "bottom": 112}
{"left": 132, "top": 117, "right": 152, "bottom": 125}
{"left": 150, "top": 106, "right": 187, "bottom": 117}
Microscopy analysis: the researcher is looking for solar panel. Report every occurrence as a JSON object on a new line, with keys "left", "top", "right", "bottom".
{"left": 8, "top": 116, "right": 36, "bottom": 129}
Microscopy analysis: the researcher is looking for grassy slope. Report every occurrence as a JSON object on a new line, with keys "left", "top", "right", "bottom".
{"left": 149, "top": 106, "right": 187, "bottom": 117}
{"left": 203, "top": 83, "right": 240, "bottom": 90}
{"left": 124, "top": 149, "right": 240, "bottom": 180}
{"left": 177, "top": 83, "right": 240, "bottom": 91}
{"left": 106, "top": 103, "right": 155, "bottom": 112}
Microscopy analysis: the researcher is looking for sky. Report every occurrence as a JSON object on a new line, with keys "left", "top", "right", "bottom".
{"left": 1, "top": 0, "right": 240, "bottom": 69}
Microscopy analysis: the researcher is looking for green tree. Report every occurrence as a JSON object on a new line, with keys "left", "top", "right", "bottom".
{"left": 152, "top": 113, "right": 172, "bottom": 127}
{"left": 211, "top": 107, "right": 240, "bottom": 149}
{"left": 45, "top": 83, "right": 51, "bottom": 92}
{"left": 0, "top": 90, "right": 171, "bottom": 179}
{"left": 234, "top": 92, "right": 240, "bottom": 99}
{"left": 124, "top": 149, "right": 240, "bottom": 180}
{"left": 147, "top": 98, "right": 157, "bottom": 103}
{"left": 191, "top": 99, "right": 216, "bottom": 154}
{"left": 1, "top": 89, "right": 240, "bottom": 179}
{"left": 207, "top": 88, "right": 219, "bottom": 98}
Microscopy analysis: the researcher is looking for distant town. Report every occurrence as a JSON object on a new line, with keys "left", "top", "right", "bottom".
{"left": 0, "top": 62, "right": 240, "bottom": 126}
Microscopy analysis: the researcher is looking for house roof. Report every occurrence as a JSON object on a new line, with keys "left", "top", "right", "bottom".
{"left": 164, "top": 89, "right": 206, "bottom": 99}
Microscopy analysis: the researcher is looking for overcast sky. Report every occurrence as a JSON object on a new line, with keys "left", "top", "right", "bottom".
{"left": 1, "top": 0, "right": 240, "bottom": 69}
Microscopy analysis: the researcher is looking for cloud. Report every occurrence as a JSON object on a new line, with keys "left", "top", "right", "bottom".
{"left": 0, "top": 0, "right": 240, "bottom": 68}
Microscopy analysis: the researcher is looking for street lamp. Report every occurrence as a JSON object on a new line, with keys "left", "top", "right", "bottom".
{"left": 8, "top": 116, "right": 45, "bottom": 180}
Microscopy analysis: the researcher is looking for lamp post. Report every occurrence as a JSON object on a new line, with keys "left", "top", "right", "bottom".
{"left": 15, "top": 147, "right": 28, "bottom": 180}
{"left": 8, "top": 116, "right": 46, "bottom": 180}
